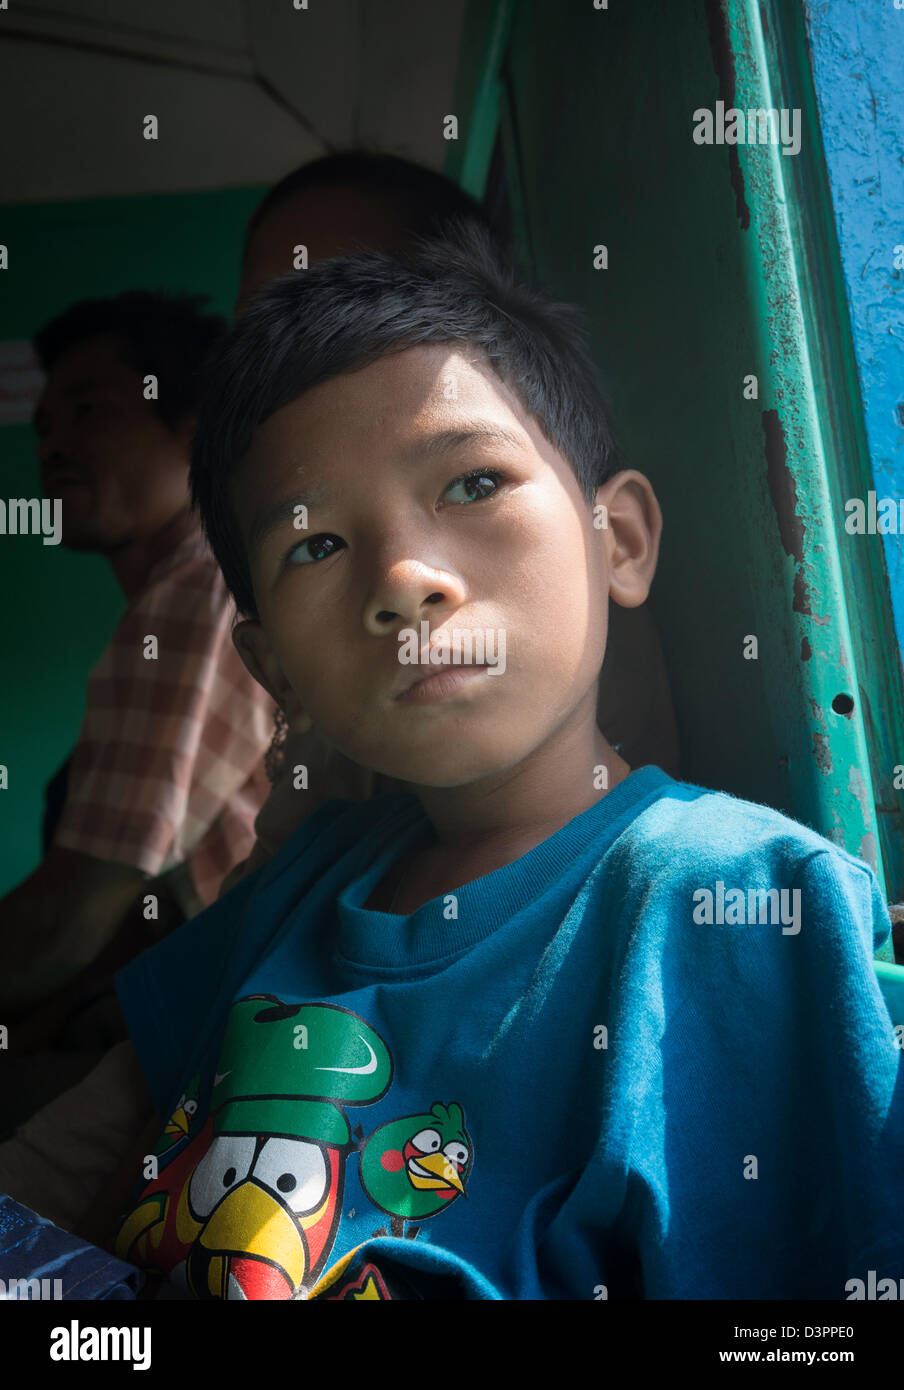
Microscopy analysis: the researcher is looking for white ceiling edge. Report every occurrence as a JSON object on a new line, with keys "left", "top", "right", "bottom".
{"left": 0, "top": 0, "right": 468, "bottom": 204}
{"left": 3, "top": 2, "right": 255, "bottom": 76}
{"left": 0, "top": 39, "right": 322, "bottom": 203}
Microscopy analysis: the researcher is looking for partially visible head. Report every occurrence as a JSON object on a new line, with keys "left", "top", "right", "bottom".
{"left": 236, "top": 149, "right": 506, "bottom": 316}
{"left": 33, "top": 291, "right": 227, "bottom": 552}
{"left": 192, "top": 222, "right": 660, "bottom": 787}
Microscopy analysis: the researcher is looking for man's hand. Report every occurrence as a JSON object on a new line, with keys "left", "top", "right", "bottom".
{"left": 0, "top": 848, "right": 147, "bottom": 1017}
{"left": 75, "top": 1102, "right": 164, "bottom": 1250}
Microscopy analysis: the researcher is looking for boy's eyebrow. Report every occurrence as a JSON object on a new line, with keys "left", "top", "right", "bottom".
{"left": 405, "top": 424, "right": 528, "bottom": 460}
{"left": 246, "top": 424, "right": 528, "bottom": 556}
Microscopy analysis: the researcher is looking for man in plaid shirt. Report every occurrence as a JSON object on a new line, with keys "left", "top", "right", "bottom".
{"left": 0, "top": 292, "right": 275, "bottom": 1075}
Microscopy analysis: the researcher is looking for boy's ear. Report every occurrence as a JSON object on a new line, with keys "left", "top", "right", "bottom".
{"left": 595, "top": 470, "right": 662, "bottom": 609}
{"left": 232, "top": 618, "right": 313, "bottom": 735}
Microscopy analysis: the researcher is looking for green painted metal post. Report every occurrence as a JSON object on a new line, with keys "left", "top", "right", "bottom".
{"left": 723, "top": 0, "right": 902, "bottom": 956}
{"left": 443, "top": 0, "right": 516, "bottom": 198}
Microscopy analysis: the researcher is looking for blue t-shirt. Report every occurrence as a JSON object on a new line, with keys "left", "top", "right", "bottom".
{"left": 113, "top": 765, "right": 904, "bottom": 1300}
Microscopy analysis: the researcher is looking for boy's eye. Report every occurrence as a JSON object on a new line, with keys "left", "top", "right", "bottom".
{"left": 283, "top": 470, "right": 503, "bottom": 568}
{"left": 287, "top": 534, "right": 345, "bottom": 566}
{"left": 444, "top": 469, "right": 502, "bottom": 505}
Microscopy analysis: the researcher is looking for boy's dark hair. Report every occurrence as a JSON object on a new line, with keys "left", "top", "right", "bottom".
{"left": 242, "top": 149, "right": 508, "bottom": 264}
{"left": 192, "top": 219, "right": 625, "bottom": 618}
{"left": 34, "top": 291, "right": 229, "bottom": 432}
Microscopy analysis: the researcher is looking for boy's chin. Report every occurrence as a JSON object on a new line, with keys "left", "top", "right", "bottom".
{"left": 353, "top": 747, "right": 524, "bottom": 791}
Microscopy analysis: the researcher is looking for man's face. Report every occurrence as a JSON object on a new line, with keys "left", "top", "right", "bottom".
{"left": 236, "top": 187, "right": 406, "bottom": 316}
{"left": 231, "top": 344, "right": 614, "bottom": 788}
{"left": 33, "top": 333, "right": 191, "bottom": 552}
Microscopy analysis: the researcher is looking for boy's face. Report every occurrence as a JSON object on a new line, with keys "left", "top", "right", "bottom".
{"left": 231, "top": 344, "right": 657, "bottom": 788}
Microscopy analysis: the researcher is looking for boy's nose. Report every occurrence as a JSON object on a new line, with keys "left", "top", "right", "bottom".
{"left": 362, "top": 561, "right": 465, "bottom": 636}
{"left": 372, "top": 593, "right": 446, "bottom": 628}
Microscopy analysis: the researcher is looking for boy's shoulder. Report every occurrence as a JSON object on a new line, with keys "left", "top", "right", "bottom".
{"left": 620, "top": 771, "right": 877, "bottom": 887}
{"left": 616, "top": 773, "right": 889, "bottom": 953}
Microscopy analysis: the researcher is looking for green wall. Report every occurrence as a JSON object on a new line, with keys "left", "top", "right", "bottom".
{"left": 0, "top": 186, "right": 265, "bottom": 895}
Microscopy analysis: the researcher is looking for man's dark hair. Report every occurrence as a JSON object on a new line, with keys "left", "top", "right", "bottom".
{"left": 192, "top": 219, "right": 625, "bottom": 618}
{"left": 242, "top": 149, "right": 508, "bottom": 266}
{"left": 33, "top": 291, "right": 228, "bottom": 432}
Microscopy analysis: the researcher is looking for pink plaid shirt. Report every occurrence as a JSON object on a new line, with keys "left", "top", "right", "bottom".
{"left": 53, "top": 511, "right": 276, "bottom": 907}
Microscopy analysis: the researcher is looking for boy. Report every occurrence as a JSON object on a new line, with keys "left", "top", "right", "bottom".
{"left": 220, "top": 148, "right": 680, "bottom": 896}
{"left": 4, "top": 222, "right": 902, "bottom": 1299}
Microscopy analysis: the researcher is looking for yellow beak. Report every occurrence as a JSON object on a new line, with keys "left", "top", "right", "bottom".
{"left": 408, "top": 1151, "right": 465, "bottom": 1194}
{"left": 164, "top": 1106, "right": 190, "bottom": 1138}
{"left": 200, "top": 1183, "right": 307, "bottom": 1294}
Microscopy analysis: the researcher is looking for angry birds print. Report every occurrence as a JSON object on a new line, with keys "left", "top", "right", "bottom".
{"left": 359, "top": 1102, "right": 473, "bottom": 1222}
{"left": 114, "top": 996, "right": 392, "bottom": 1299}
{"left": 112, "top": 995, "right": 474, "bottom": 1299}
{"left": 153, "top": 1075, "right": 200, "bottom": 1156}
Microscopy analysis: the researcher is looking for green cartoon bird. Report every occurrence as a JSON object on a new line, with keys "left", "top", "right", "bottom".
{"left": 359, "top": 1101, "right": 473, "bottom": 1226}
{"left": 153, "top": 1075, "right": 201, "bottom": 1156}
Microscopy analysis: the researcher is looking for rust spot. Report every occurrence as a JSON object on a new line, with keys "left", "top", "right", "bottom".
{"left": 801, "top": 636, "right": 812, "bottom": 661}
{"left": 812, "top": 729, "right": 832, "bottom": 774}
{"left": 763, "top": 410, "right": 804, "bottom": 562}
{"left": 792, "top": 570, "right": 812, "bottom": 616}
{"left": 859, "top": 832, "right": 878, "bottom": 872}
{"left": 848, "top": 765, "right": 871, "bottom": 820}
{"left": 763, "top": 409, "right": 814, "bottom": 615}
{"left": 704, "top": 0, "right": 750, "bottom": 230}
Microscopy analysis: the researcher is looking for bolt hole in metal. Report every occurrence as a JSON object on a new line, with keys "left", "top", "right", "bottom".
{"left": 832, "top": 693, "right": 854, "bottom": 716}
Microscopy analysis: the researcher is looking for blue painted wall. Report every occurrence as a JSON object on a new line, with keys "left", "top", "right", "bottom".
{"left": 802, "top": 0, "right": 904, "bottom": 660}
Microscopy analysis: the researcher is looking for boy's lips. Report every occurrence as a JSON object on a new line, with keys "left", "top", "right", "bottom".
{"left": 393, "top": 664, "right": 491, "bottom": 703}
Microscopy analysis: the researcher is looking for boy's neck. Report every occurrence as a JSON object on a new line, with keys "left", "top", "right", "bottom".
{"left": 409, "top": 689, "right": 631, "bottom": 868}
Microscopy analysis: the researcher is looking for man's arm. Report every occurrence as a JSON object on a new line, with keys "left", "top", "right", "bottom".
{"left": 75, "top": 1105, "right": 164, "bottom": 1249}
{"left": 0, "top": 1035, "right": 158, "bottom": 1240}
{"left": 0, "top": 846, "right": 147, "bottom": 1016}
